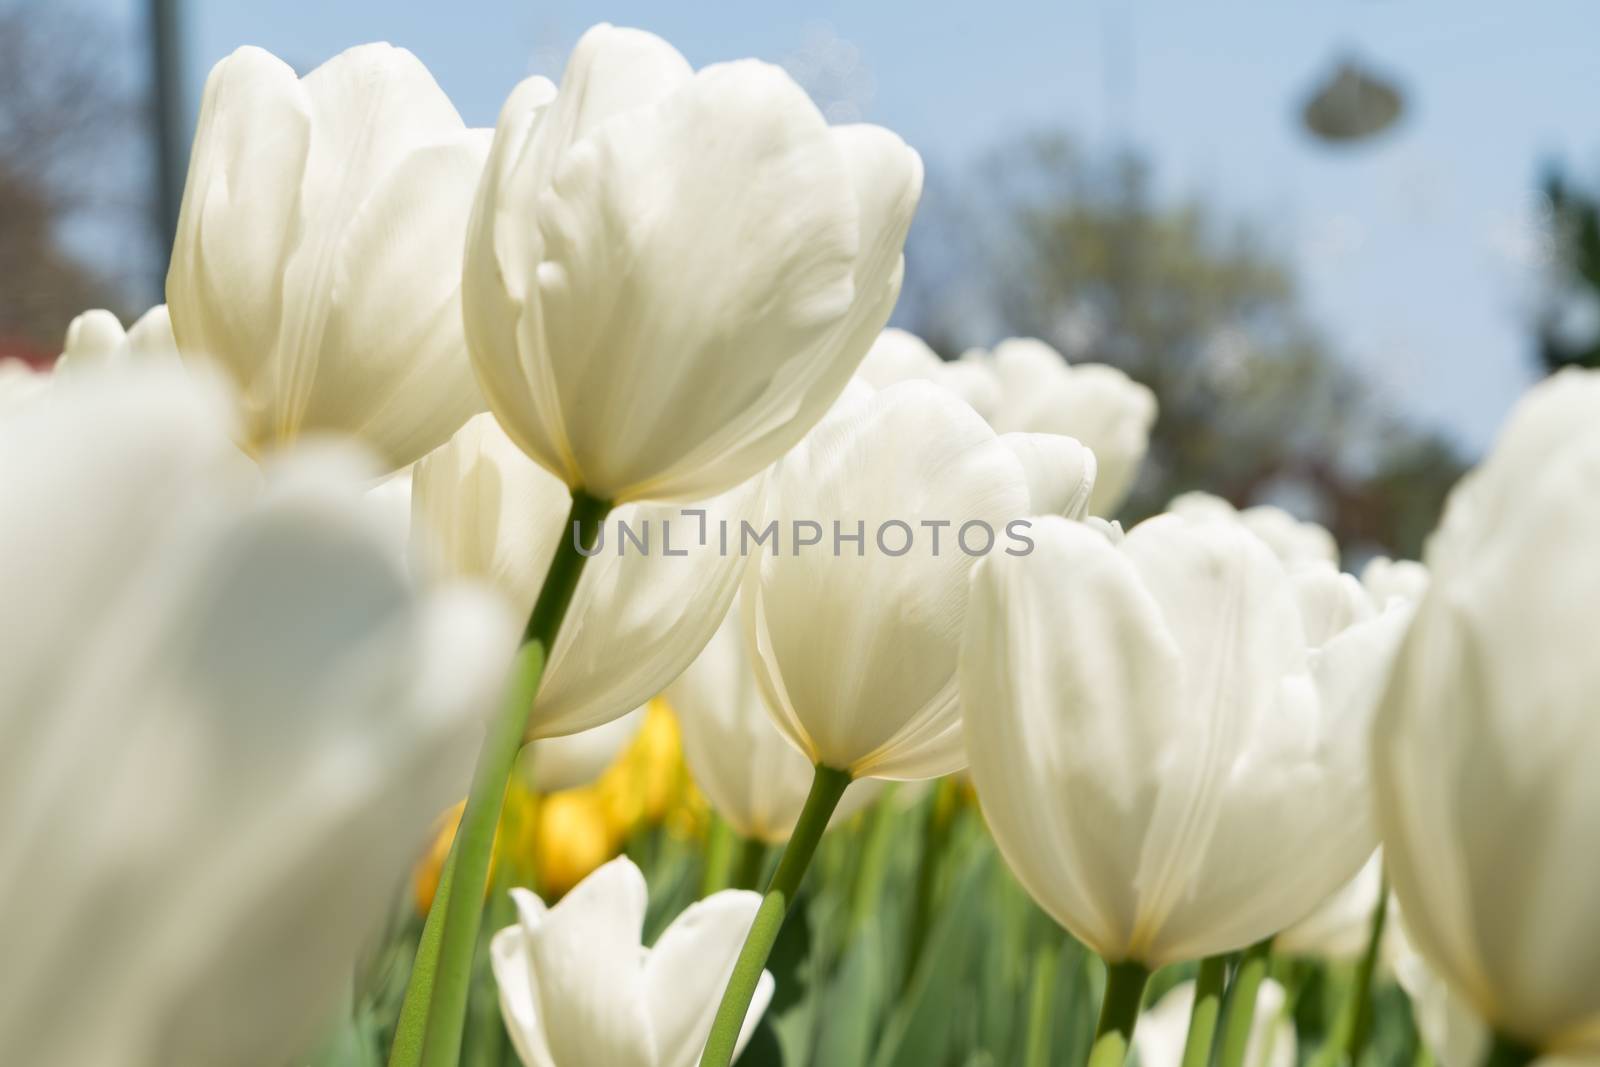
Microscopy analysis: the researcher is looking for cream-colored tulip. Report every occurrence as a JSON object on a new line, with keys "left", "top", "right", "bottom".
{"left": 1168, "top": 491, "right": 1339, "bottom": 570}
{"left": 961, "top": 514, "right": 1407, "bottom": 966}
{"left": 521, "top": 707, "right": 645, "bottom": 794}
{"left": 857, "top": 328, "right": 1001, "bottom": 420}
{"left": 411, "top": 413, "right": 760, "bottom": 738}
{"left": 667, "top": 603, "right": 882, "bottom": 843}
{"left": 0, "top": 369, "right": 514, "bottom": 1066}
{"left": 1360, "top": 555, "right": 1429, "bottom": 609}
{"left": 55, "top": 305, "right": 178, "bottom": 375}
{"left": 743, "top": 381, "right": 1041, "bottom": 781}
{"left": 969, "top": 337, "right": 1156, "bottom": 516}
{"left": 1275, "top": 850, "right": 1391, "bottom": 962}
{"left": 168, "top": 44, "right": 486, "bottom": 470}
{"left": 1374, "top": 369, "right": 1600, "bottom": 1059}
{"left": 491, "top": 857, "right": 772, "bottom": 1067}
{"left": 462, "top": 24, "right": 922, "bottom": 504}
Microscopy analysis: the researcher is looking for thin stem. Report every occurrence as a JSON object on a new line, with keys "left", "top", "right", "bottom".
{"left": 700, "top": 816, "right": 736, "bottom": 897}
{"left": 1023, "top": 941, "right": 1062, "bottom": 1067}
{"left": 698, "top": 764, "right": 852, "bottom": 1067}
{"left": 1481, "top": 1032, "right": 1537, "bottom": 1067}
{"left": 1216, "top": 938, "right": 1273, "bottom": 1067}
{"left": 1181, "top": 954, "right": 1228, "bottom": 1067}
{"left": 1309, "top": 872, "right": 1390, "bottom": 1067}
{"left": 395, "top": 490, "right": 610, "bottom": 1067}
{"left": 728, "top": 834, "right": 769, "bottom": 892}
{"left": 389, "top": 844, "right": 458, "bottom": 1067}
{"left": 1085, "top": 959, "right": 1151, "bottom": 1067}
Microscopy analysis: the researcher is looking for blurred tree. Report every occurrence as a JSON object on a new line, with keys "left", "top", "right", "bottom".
{"left": 1536, "top": 166, "right": 1600, "bottom": 373}
{"left": 898, "top": 132, "right": 1464, "bottom": 559}
{"left": 0, "top": 2, "right": 154, "bottom": 356}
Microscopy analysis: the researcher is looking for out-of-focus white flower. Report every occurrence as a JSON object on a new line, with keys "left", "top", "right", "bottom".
{"left": 411, "top": 412, "right": 761, "bottom": 739}
{"left": 167, "top": 43, "right": 487, "bottom": 471}
{"left": 1360, "top": 555, "right": 1429, "bottom": 609}
{"left": 967, "top": 337, "right": 1156, "bottom": 516}
{"left": 744, "top": 382, "right": 1034, "bottom": 781}
{"left": 55, "top": 306, "right": 179, "bottom": 376}
{"left": 668, "top": 604, "right": 882, "bottom": 843}
{"left": 1275, "top": 851, "right": 1392, "bottom": 962}
{"left": 960, "top": 514, "right": 1408, "bottom": 966}
{"left": 521, "top": 707, "right": 646, "bottom": 794}
{"left": 1374, "top": 369, "right": 1600, "bottom": 1059}
{"left": 1134, "top": 978, "right": 1295, "bottom": 1067}
{"left": 1290, "top": 562, "right": 1376, "bottom": 648}
{"left": 857, "top": 328, "right": 1001, "bottom": 420}
{"left": 0, "top": 369, "right": 515, "bottom": 1067}
{"left": 1168, "top": 491, "right": 1339, "bottom": 570}
{"left": 999, "top": 432, "right": 1098, "bottom": 519}
{"left": 490, "top": 857, "right": 772, "bottom": 1067}
{"left": 463, "top": 24, "right": 922, "bottom": 505}
{"left": 0, "top": 359, "right": 48, "bottom": 412}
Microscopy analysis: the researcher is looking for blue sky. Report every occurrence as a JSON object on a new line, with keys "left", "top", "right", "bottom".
{"left": 109, "top": 1, "right": 1600, "bottom": 451}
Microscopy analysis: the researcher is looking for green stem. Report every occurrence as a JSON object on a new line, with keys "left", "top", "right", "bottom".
{"left": 1310, "top": 873, "right": 1390, "bottom": 1067}
{"left": 845, "top": 786, "right": 896, "bottom": 937}
{"left": 394, "top": 490, "right": 610, "bottom": 1067}
{"left": 1086, "top": 959, "right": 1151, "bottom": 1067}
{"left": 728, "top": 834, "right": 769, "bottom": 892}
{"left": 700, "top": 816, "right": 736, "bottom": 897}
{"left": 903, "top": 777, "right": 958, "bottom": 991}
{"left": 698, "top": 764, "right": 852, "bottom": 1067}
{"left": 389, "top": 845, "right": 458, "bottom": 1067}
{"left": 1182, "top": 954, "right": 1228, "bottom": 1067}
{"left": 1216, "top": 938, "right": 1273, "bottom": 1067}
{"left": 1481, "top": 1032, "right": 1537, "bottom": 1067}
{"left": 1023, "top": 941, "right": 1062, "bottom": 1067}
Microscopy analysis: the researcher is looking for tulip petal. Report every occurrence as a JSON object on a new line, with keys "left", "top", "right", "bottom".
{"left": 1000, "top": 431, "right": 1098, "bottom": 519}
{"left": 644, "top": 890, "right": 767, "bottom": 1067}
{"left": 490, "top": 924, "right": 559, "bottom": 1067}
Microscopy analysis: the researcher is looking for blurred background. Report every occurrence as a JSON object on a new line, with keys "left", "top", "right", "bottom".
{"left": 4, "top": 0, "right": 1598, "bottom": 557}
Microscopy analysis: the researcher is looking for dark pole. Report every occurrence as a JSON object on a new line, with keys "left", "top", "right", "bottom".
{"left": 148, "top": 0, "right": 185, "bottom": 284}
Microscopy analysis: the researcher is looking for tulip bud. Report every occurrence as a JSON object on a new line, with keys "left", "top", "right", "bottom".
{"left": 462, "top": 24, "right": 923, "bottom": 505}
{"left": 1373, "top": 369, "right": 1600, "bottom": 1057}
{"left": 167, "top": 44, "right": 487, "bottom": 471}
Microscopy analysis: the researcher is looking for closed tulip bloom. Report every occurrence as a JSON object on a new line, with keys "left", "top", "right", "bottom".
{"left": 490, "top": 857, "right": 773, "bottom": 1067}
{"left": 1169, "top": 491, "right": 1340, "bottom": 571}
{"left": 521, "top": 707, "right": 645, "bottom": 794}
{"left": 55, "top": 305, "right": 178, "bottom": 375}
{"left": 970, "top": 337, "right": 1156, "bottom": 516}
{"left": 961, "top": 514, "right": 1407, "bottom": 966}
{"left": 411, "top": 413, "right": 761, "bottom": 738}
{"left": 743, "top": 381, "right": 1043, "bottom": 781}
{"left": 1135, "top": 978, "right": 1295, "bottom": 1067}
{"left": 167, "top": 44, "right": 487, "bottom": 471}
{"left": 1373, "top": 369, "right": 1600, "bottom": 1059}
{"left": 1276, "top": 850, "right": 1391, "bottom": 962}
{"left": 0, "top": 370, "right": 515, "bottom": 1066}
{"left": 857, "top": 328, "right": 1002, "bottom": 420}
{"left": 463, "top": 24, "right": 922, "bottom": 504}
{"left": 667, "top": 604, "right": 882, "bottom": 843}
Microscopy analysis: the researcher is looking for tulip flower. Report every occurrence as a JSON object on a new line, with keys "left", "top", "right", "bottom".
{"left": 462, "top": 24, "right": 922, "bottom": 505}
{"left": 1169, "top": 491, "right": 1339, "bottom": 570}
{"left": 700, "top": 380, "right": 1055, "bottom": 1066}
{"left": 0, "top": 369, "right": 515, "bottom": 1067}
{"left": 167, "top": 44, "right": 487, "bottom": 471}
{"left": 1134, "top": 978, "right": 1296, "bottom": 1067}
{"left": 1275, "top": 851, "right": 1392, "bottom": 962}
{"left": 55, "top": 305, "right": 179, "bottom": 375}
{"left": 410, "top": 413, "right": 761, "bottom": 739}
{"left": 959, "top": 513, "right": 1407, "bottom": 1061}
{"left": 667, "top": 603, "right": 883, "bottom": 846}
{"left": 967, "top": 337, "right": 1156, "bottom": 516}
{"left": 521, "top": 707, "right": 645, "bottom": 794}
{"left": 1360, "top": 555, "right": 1429, "bottom": 608}
{"left": 858, "top": 327, "right": 1002, "bottom": 420}
{"left": 490, "top": 857, "right": 772, "bottom": 1067}
{"left": 1373, "top": 369, "right": 1600, "bottom": 1063}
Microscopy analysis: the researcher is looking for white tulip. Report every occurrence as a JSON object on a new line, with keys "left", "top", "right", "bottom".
{"left": 969, "top": 337, "right": 1156, "bottom": 516}
{"left": 1373, "top": 369, "right": 1600, "bottom": 1058}
{"left": 1360, "top": 554, "right": 1429, "bottom": 609}
{"left": 411, "top": 413, "right": 761, "bottom": 738}
{"left": 168, "top": 44, "right": 487, "bottom": 471}
{"left": 1168, "top": 491, "right": 1339, "bottom": 571}
{"left": 0, "top": 358, "right": 48, "bottom": 412}
{"left": 960, "top": 514, "right": 1407, "bottom": 966}
{"left": 1275, "top": 850, "right": 1391, "bottom": 962}
{"left": 520, "top": 707, "right": 645, "bottom": 794}
{"left": 743, "top": 381, "right": 1036, "bottom": 780}
{"left": 1000, "top": 431, "right": 1098, "bottom": 519}
{"left": 490, "top": 857, "right": 772, "bottom": 1067}
{"left": 0, "top": 369, "right": 515, "bottom": 1066}
{"left": 55, "top": 305, "right": 179, "bottom": 375}
{"left": 858, "top": 328, "right": 1002, "bottom": 420}
{"left": 462, "top": 24, "right": 922, "bottom": 505}
{"left": 667, "top": 603, "right": 883, "bottom": 843}
{"left": 1134, "top": 978, "right": 1295, "bottom": 1067}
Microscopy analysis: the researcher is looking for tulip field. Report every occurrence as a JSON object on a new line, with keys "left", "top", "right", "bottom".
{"left": 3, "top": 18, "right": 1598, "bottom": 1067}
